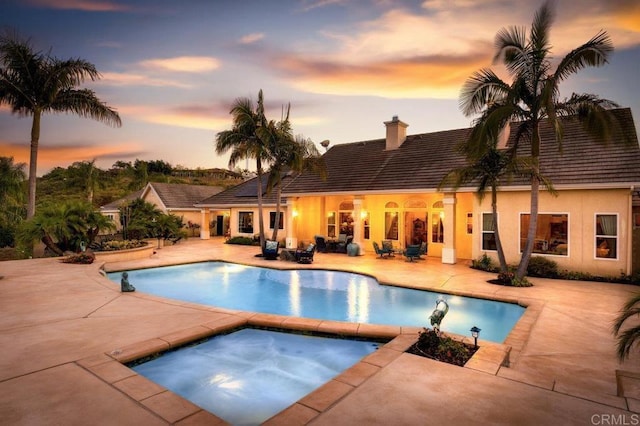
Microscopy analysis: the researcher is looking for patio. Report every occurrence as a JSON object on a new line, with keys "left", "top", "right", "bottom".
{"left": 0, "top": 238, "right": 638, "bottom": 425}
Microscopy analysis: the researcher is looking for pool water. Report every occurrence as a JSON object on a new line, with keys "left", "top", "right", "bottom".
{"left": 131, "top": 328, "right": 380, "bottom": 425}
{"left": 107, "top": 261, "right": 524, "bottom": 343}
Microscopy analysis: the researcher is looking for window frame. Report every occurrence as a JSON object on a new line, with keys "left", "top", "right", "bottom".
{"left": 269, "top": 211, "right": 284, "bottom": 230}
{"left": 238, "top": 211, "right": 254, "bottom": 234}
{"left": 481, "top": 212, "right": 497, "bottom": 251}
{"left": 519, "top": 212, "right": 569, "bottom": 257}
{"left": 595, "top": 213, "right": 618, "bottom": 260}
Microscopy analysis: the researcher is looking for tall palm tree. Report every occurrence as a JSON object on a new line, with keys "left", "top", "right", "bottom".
{"left": 216, "top": 89, "right": 270, "bottom": 251}
{"left": 0, "top": 32, "right": 121, "bottom": 219}
{"left": 262, "top": 107, "right": 326, "bottom": 241}
{"left": 66, "top": 159, "right": 103, "bottom": 204}
{"left": 613, "top": 292, "right": 640, "bottom": 362}
{"left": 459, "top": 1, "right": 618, "bottom": 280}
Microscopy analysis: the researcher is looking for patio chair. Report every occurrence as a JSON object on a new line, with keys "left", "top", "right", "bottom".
{"left": 417, "top": 241, "right": 428, "bottom": 259}
{"left": 381, "top": 240, "right": 396, "bottom": 257}
{"left": 336, "top": 234, "right": 352, "bottom": 253}
{"left": 295, "top": 243, "right": 316, "bottom": 264}
{"left": 314, "top": 235, "right": 328, "bottom": 253}
{"left": 403, "top": 244, "right": 421, "bottom": 262}
{"left": 264, "top": 240, "right": 280, "bottom": 260}
{"left": 372, "top": 241, "right": 393, "bottom": 258}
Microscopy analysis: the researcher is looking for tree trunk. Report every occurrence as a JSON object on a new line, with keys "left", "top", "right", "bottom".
{"left": 271, "top": 184, "right": 282, "bottom": 242}
{"left": 41, "top": 234, "right": 63, "bottom": 256}
{"left": 491, "top": 186, "right": 508, "bottom": 273}
{"left": 256, "top": 159, "right": 266, "bottom": 252}
{"left": 27, "top": 110, "right": 41, "bottom": 219}
{"left": 516, "top": 124, "right": 542, "bottom": 280}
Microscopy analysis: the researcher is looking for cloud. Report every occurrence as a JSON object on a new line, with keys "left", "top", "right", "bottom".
{"left": 0, "top": 140, "right": 143, "bottom": 173}
{"left": 139, "top": 56, "right": 221, "bottom": 73}
{"left": 99, "top": 72, "right": 192, "bottom": 88}
{"left": 262, "top": 2, "right": 640, "bottom": 99}
{"left": 23, "top": 0, "right": 130, "bottom": 12}
{"left": 117, "top": 103, "right": 230, "bottom": 131}
{"left": 239, "top": 33, "right": 265, "bottom": 45}
{"left": 297, "top": 0, "right": 346, "bottom": 13}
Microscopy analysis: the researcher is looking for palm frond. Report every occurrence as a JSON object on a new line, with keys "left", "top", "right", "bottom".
{"left": 553, "top": 31, "right": 613, "bottom": 82}
{"left": 459, "top": 69, "right": 510, "bottom": 116}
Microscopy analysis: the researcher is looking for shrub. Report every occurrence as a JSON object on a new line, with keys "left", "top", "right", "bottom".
{"left": 92, "top": 239, "right": 147, "bottom": 251}
{"left": 527, "top": 256, "right": 559, "bottom": 278}
{"left": 406, "top": 328, "right": 477, "bottom": 367}
{"left": 472, "top": 253, "right": 496, "bottom": 272}
{"left": 61, "top": 252, "right": 95, "bottom": 264}
{"left": 226, "top": 236, "right": 257, "bottom": 246}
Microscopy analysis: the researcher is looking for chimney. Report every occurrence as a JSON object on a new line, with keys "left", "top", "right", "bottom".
{"left": 496, "top": 122, "right": 510, "bottom": 149}
{"left": 384, "top": 115, "right": 408, "bottom": 150}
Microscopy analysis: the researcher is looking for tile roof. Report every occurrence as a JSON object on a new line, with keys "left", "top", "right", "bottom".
{"left": 197, "top": 175, "right": 288, "bottom": 207}
{"left": 100, "top": 183, "right": 223, "bottom": 210}
{"left": 149, "top": 182, "right": 224, "bottom": 209}
{"left": 198, "top": 108, "right": 640, "bottom": 207}
{"left": 283, "top": 107, "right": 640, "bottom": 195}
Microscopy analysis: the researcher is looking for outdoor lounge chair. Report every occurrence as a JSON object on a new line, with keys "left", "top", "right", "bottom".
{"left": 295, "top": 243, "right": 316, "bottom": 264}
{"left": 264, "top": 240, "right": 280, "bottom": 260}
{"left": 381, "top": 240, "right": 396, "bottom": 257}
{"left": 403, "top": 244, "right": 421, "bottom": 262}
{"left": 336, "top": 234, "right": 352, "bottom": 253}
{"left": 314, "top": 235, "right": 328, "bottom": 253}
{"left": 372, "top": 241, "right": 393, "bottom": 258}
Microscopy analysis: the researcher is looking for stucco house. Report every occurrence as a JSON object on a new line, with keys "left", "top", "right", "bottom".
{"left": 100, "top": 182, "right": 224, "bottom": 236}
{"left": 198, "top": 108, "right": 640, "bottom": 277}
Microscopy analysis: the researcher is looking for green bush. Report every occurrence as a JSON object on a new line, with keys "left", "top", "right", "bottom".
{"left": 407, "top": 328, "right": 477, "bottom": 366}
{"left": 92, "top": 239, "right": 147, "bottom": 251}
{"left": 472, "top": 253, "right": 496, "bottom": 272}
{"left": 527, "top": 256, "right": 559, "bottom": 278}
{"left": 61, "top": 252, "right": 95, "bottom": 264}
{"left": 225, "top": 236, "right": 258, "bottom": 246}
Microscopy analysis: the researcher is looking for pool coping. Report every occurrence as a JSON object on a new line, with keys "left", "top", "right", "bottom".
{"left": 76, "top": 308, "right": 513, "bottom": 425}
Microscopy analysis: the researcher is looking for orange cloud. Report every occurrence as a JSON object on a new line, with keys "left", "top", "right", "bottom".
{"left": 139, "top": 56, "right": 221, "bottom": 73}
{"left": 116, "top": 103, "right": 230, "bottom": 131}
{"left": 99, "top": 72, "right": 192, "bottom": 88}
{"left": 24, "top": 0, "right": 130, "bottom": 12}
{"left": 275, "top": 52, "right": 490, "bottom": 99}
{"left": 0, "top": 141, "right": 144, "bottom": 174}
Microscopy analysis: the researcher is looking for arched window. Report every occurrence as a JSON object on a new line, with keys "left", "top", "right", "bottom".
{"left": 384, "top": 201, "right": 399, "bottom": 240}
{"left": 339, "top": 201, "right": 354, "bottom": 236}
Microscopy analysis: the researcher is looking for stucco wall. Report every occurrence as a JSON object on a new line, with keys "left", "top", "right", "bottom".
{"left": 475, "top": 188, "right": 632, "bottom": 276}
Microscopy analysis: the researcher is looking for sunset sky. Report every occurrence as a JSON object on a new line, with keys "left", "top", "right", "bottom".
{"left": 1, "top": 0, "right": 639, "bottom": 175}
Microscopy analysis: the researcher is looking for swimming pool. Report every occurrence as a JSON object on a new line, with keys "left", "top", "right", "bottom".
{"left": 131, "top": 328, "right": 380, "bottom": 425}
{"left": 107, "top": 261, "right": 524, "bottom": 343}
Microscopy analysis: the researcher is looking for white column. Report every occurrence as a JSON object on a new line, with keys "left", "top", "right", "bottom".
{"left": 285, "top": 198, "right": 298, "bottom": 248}
{"left": 442, "top": 193, "right": 456, "bottom": 264}
{"left": 200, "top": 208, "right": 210, "bottom": 240}
{"left": 353, "top": 197, "right": 365, "bottom": 254}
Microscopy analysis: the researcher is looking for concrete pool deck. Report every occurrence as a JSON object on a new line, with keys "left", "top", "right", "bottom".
{"left": 0, "top": 238, "right": 638, "bottom": 425}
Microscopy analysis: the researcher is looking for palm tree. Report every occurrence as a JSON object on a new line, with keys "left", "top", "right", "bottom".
{"left": 262, "top": 107, "right": 326, "bottom": 241}
{"left": 66, "top": 159, "right": 103, "bottom": 204}
{"left": 0, "top": 32, "right": 121, "bottom": 219}
{"left": 216, "top": 89, "right": 270, "bottom": 251}
{"left": 17, "top": 200, "right": 115, "bottom": 255}
{"left": 459, "top": 1, "right": 618, "bottom": 280}
{"left": 613, "top": 292, "right": 640, "bottom": 361}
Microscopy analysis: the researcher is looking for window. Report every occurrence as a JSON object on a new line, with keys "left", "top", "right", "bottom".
{"left": 595, "top": 214, "right": 617, "bottom": 259}
{"left": 269, "top": 212, "right": 284, "bottom": 230}
{"left": 520, "top": 213, "right": 568, "bottom": 256}
{"left": 327, "top": 212, "right": 336, "bottom": 238}
{"left": 339, "top": 201, "right": 354, "bottom": 236}
{"left": 431, "top": 201, "right": 444, "bottom": 243}
{"left": 238, "top": 211, "right": 253, "bottom": 234}
{"left": 362, "top": 211, "right": 370, "bottom": 240}
{"left": 466, "top": 213, "right": 473, "bottom": 234}
{"left": 384, "top": 202, "right": 399, "bottom": 240}
{"left": 482, "top": 213, "right": 497, "bottom": 250}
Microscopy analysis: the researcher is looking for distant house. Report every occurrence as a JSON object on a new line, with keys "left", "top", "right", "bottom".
{"left": 198, "top": 108, "right": 640, "bottom": 276}
{"left": 100, "top": 182, "right": 224, "bottom": 237}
